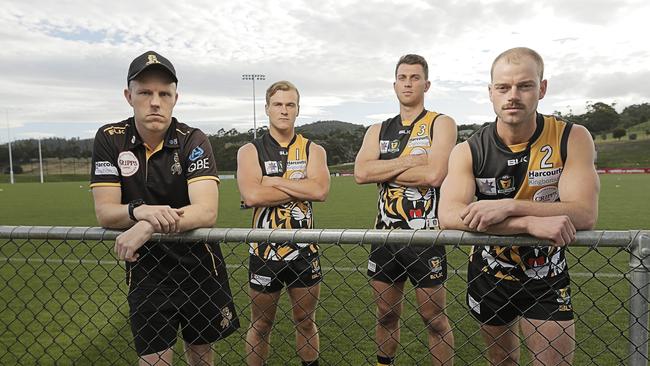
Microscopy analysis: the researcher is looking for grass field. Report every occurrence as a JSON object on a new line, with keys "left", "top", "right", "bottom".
{"left": 0, "top": 175, "right": 649, "bottom": 365}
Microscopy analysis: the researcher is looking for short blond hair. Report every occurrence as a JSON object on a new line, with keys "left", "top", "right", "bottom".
{"left": 265, "top": 80, "right": 300, "bottom": 105}
{"left": 490, "top": 47, "right": 544, "bottom": 81}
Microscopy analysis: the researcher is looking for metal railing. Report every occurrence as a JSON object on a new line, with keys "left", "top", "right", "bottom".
{"left": 1, "top": 226, "right": 648, "bottom": 365}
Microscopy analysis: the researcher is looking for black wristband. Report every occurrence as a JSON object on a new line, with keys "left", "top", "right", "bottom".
{"left": 128, "top": 199, "right": 145, "bottom": 221}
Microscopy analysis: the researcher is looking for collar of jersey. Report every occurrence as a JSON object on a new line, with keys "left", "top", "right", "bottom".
{"left": 491, "top": 112, "right": 545, "bottom": 154}
{"left": 264, "top": 132, "right": 298, "bottom": 149}
{"left": 124, "top": 117, "right": 181, "bottom": 150}
{"left": 398, "top": 109, "right": 428, "bottom": 127}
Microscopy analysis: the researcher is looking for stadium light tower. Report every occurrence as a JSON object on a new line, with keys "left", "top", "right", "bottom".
{"left": 5, "top": 109, "right": 14, "bottom": 184}
{"left": 241, "top": 74, "right": 266, "bottom": 140}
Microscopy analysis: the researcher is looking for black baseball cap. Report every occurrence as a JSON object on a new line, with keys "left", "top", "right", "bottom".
{"left": 127, "top": 50, "right": 178, "bottom": 84}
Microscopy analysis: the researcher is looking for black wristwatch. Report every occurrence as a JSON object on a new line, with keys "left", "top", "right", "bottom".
{"left": 128, "top": 199, "right": 145, "bottom": 221}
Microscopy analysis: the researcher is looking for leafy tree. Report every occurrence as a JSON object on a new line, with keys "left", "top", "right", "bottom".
{"left": 621, "top": 103, "right": 650, "bottom": 128}
{"left": 582, "top": 102, "right": 620, "bottom": 133}
{"left": 612, "top": 128, "right": 626, "bottom": 140}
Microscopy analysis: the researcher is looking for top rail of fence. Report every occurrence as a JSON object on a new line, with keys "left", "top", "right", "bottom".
{"left": 1, "top": 226, "right": 647, "bottom": 250}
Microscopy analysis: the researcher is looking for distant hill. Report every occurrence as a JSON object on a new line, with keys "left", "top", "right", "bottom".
{"left": 296, "top": 120, "right": 365, "bottom": 136}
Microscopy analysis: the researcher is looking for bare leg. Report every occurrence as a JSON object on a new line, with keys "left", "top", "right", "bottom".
{"left": 288, "top": 284, "right": 321, "bottom": 362}
{"left": 372, "top": 280, "right": 406, "bottom": 359}
{"left": 415, "top": 286, "right": 454, "bottom": 365}
{"left": 245, "top": 288, "right": 282, "bottom": 366}
{"left": 520, "top": 318, "right": 575, "bottom": 366}
{"left": 480, "top": 320, "right": 521, "bottom": 366}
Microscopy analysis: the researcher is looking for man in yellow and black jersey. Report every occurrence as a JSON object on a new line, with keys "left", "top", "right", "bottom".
{"left": 355, "top": 54, "right": 457, "bottom": 366}
{"left": 237, "top": 80, "right": 330, "bottom": 366}
{"left": 90, "top": 51, "right": 239, "bottom": 365}
{"left": 440, "top": 47, "right": 599, "bottom": 366}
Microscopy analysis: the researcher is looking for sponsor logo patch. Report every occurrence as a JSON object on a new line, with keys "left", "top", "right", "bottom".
{"left": 94, "top": 161, "right": 118, "bottom": 176}
{"left": 189, "top": 146, "right": 204, "bottom": 161}
{"left": 528, "top": 167, "right": 563, "bottom": 186}
{"left": 533, "top": 186, "right": 559, "bottom": 202}
{"left": 476, "top": 178, "right": 497, "bottom": 195}
{"left": 188, "top": 158, "right": 209, "bottom": 173}
{"left": 368, "top": 260, "right": 377, "bottom": 272}
{"left": 286, "top": 160, "right": 307, "bottom": 172}
{"left": 507, "top": 155, "right": 528, "bottom": 166}
{"left": 407, "top": 136, "right": 430, "bottom": 148}
{"left": 117, "top": 151, "right": 139, "bottom": 177}
{"left": 250, "top": 274, "right": 272, "bottom": 287}
{"left": 468, "top": 294, "right": 480, "bottom": 314}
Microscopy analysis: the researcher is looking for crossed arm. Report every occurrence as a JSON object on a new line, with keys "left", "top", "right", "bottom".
{"left": 237, "top": 142, "right": 330, "bottom": 208}
{"left": 353, "top": 116, "right": 457, "bottom": 187}
{"left": 92, "top": 179, "right": 219, "bottom": 261}
{"left": 438, "top": 125, "right": 600, "bottom": 246}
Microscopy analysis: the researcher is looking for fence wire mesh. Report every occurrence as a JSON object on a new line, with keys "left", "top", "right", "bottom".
{"left": 0, "top": 227, "right": 648, "bottom": 365}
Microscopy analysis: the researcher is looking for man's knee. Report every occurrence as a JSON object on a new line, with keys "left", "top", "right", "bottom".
{"left": 250, "top": 316, "right": 275, "bottom": 338}
{"left": 487, "top": 347, "right": 519, "bottom": 366}
{"left": 377, "top": 307, "right": 401, "bottom": 329}
{"left": 423, "top": 313, "right": 451, "bottom": 336}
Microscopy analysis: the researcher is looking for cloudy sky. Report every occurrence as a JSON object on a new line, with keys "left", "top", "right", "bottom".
{"left": 1, "top": 0, "right": 649, "bottom": 143}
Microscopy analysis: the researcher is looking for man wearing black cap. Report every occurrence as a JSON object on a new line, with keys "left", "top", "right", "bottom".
{"left": 90, "top": 51, "right": 239, "bottom": 365}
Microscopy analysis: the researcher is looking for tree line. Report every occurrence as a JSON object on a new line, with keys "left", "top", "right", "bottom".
{"left": 2, "top": 102, "right": 649, "bottom": 173}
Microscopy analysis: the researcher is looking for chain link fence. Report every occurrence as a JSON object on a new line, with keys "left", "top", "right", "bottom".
{"left": 1, "top": 226, "right": 648, "bottom": 365}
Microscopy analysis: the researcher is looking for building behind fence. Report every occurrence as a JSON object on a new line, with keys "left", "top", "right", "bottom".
{"left": 0, "top": 227, "right": 648, "bottom": 365}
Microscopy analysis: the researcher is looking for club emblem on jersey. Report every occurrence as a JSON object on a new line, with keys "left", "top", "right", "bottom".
{"left": 497, "top": 175, "right": 515, "bottom": 194}
{"left": 171, "top": 152, "right": 182, "bottom": 175}
{"left": 389, "top": 140, "right": 400, "bottom": 153}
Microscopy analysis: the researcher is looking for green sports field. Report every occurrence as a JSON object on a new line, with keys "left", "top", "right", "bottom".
{"left": 0, "top": 175, "right": 649, "bottom": 365}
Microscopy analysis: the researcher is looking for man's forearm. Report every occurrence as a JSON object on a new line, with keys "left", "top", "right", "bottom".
{"left": 241, "top": 185, "right": 293, "bottom": 208}
{"left": 177, "top": 203, "right": 217, "bottom": 232}
{"left": 507, "top": 200, "right": 596, "bottom": 230}
{"left": 272, "top": 178, "right": 328, "bottom": 202}
{"left": 95, "top": 203, "right": 133, "bottom": 229}
{"left": 355, "top": 155, "right": 422, "bottom": 184}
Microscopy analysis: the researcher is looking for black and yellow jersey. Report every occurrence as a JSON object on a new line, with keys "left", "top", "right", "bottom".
{"left": 375, "top": 109, "right": 444, "bottom": 230}
{"left": 250, "top": 133, "right": 317, "bottom": 261}
{"left": 468, "top": 113, "right": 573, "bottom": 281}
{"left": 90, "top": 117, "right": 221, "bottom": 289}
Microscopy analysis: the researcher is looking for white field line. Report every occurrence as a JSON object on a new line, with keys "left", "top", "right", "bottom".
{"left": 0, "top": 256, "right": 626, "bottom": 279}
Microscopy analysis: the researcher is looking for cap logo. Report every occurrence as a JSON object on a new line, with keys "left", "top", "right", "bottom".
{"left": 146, "top": 54, "right": 160, "bottom": 65}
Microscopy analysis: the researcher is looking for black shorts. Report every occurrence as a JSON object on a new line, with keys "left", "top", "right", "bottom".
{"left": 367, "top": 243, "right": 447, "bottom": 287}
{"left": 466, "top": 260, "right": 574, "bottom": 326}
{"left": 249, "top": 253, "right": 322, "bottom": 293}
{"left": 127, "top": 261, "right": 239, "bottom": 356}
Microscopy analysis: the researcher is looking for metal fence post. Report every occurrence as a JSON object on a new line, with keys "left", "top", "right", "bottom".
{"left": 629, "top": 231, "right": 650, "bottom": 366}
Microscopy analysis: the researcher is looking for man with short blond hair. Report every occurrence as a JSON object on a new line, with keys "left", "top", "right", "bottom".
{"left": 238, "top": 80, "right": 330, "bottom": 366}
{"left": 440, "top": 47, "right": 599, "bottom": 366}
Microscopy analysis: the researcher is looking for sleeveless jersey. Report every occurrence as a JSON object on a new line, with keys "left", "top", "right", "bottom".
{"left": 250, "top": 133, "right": 317, "bottom": 261}
{"left": 468, "top": 113, "right": 573, "bottom": 281}
{"left": 375, "top": 109, "right": 443, "bottom": 230}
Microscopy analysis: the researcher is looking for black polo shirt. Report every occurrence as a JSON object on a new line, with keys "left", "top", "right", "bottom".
{"left": 90, "top": 117, "right": 221, "bottom": 288}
